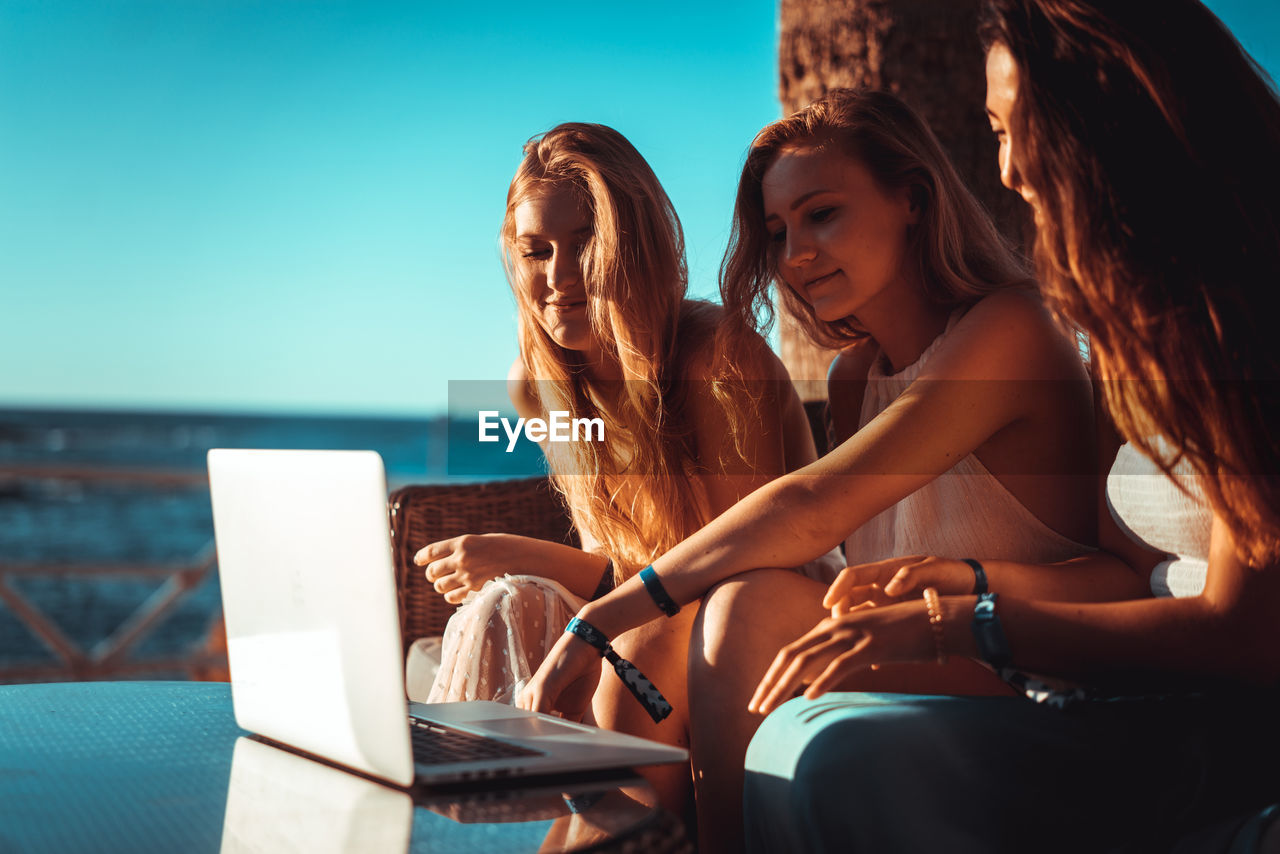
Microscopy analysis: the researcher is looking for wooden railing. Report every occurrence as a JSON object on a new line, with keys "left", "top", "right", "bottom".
{"left": 0, "top": 465, "right": 228, "bottom": 683}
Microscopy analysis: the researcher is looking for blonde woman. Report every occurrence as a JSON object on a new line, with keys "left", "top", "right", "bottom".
{"left": 416, "top": 123, "right": 836, "bottom": 813}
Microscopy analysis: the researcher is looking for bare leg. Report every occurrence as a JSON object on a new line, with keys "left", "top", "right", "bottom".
{"left": 689, "top": 569, "right": 1012, "bottom": 854}
{"left": 689, "top": 570, "right": 827, "bottom": 854}
{"left": 590, "top": 606, "right": 696, "bottom": 823}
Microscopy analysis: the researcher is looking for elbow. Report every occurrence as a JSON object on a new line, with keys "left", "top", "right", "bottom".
{"left": 768, "top": 474, "right": 851, "bottom": 553}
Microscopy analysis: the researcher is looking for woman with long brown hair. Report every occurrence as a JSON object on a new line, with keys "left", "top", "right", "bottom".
{"left": 414, "top": 121, "right": 834, "bottom": 813}
{"left": 739, "top": 2, "right": 1280, "bottom": 850}
{"left": 520, "top": 90, "right": 1128, "bottom": 852}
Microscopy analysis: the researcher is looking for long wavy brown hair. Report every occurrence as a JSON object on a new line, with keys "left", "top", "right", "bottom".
{"left": 979, "top": 0, "right": 1280, "bottom": 566}
{"left": 502, "top": 123, "right": 756, "bottom": 580}
{"left": 719, "top": 88, "right": 1031, "bottom": 353}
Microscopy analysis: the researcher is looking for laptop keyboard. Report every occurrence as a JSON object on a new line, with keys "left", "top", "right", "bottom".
{"left": 408, "top": 717, "right": 543, "bottom": 765}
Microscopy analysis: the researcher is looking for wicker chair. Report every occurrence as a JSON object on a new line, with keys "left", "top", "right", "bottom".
{"left": 388, "top": 476, "right": 578, "bottom": 653}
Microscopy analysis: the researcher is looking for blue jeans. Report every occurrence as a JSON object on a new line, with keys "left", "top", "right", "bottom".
{"left": 743, "top": 690, "right": 1280, "bottom": 853}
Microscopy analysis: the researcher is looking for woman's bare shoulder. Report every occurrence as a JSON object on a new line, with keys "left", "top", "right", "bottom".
{"left": 679, "top": 308, "right": 790, "bottom": 386}
{"left": 937, "top": 289, "right": 1087, "bottom": 381}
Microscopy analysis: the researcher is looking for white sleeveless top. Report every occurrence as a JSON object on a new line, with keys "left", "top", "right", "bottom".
{"left": 1105, "top": 439, "right": 1211, "bottom": 597}
{"left": 843, "top": 312, "right": 1088, "bottom": 565}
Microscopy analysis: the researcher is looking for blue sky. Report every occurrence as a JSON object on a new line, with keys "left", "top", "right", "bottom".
{"left": 1, "top": 1, "right": 1276, "bottom": 417}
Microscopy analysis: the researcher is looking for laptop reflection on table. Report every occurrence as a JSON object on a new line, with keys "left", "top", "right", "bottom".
{"left": 221, "top": 736, "right": 658, "bottom": 854}
{"left": 221, "top": 737, "right": 413, "bottom": 854}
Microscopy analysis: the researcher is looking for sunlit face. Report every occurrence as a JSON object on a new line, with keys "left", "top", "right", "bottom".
{"left": 762, "top": 144, "right": 919, "bottom": 324}
{"left": 985, "top": 43, "right": 1041, "bottom": 219}
{"left": 511, "top": 185, "right": 597, "bottom": 359}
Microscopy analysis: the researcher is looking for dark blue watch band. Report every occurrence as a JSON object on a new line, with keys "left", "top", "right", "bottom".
{"left": 961, "top": 558, "right": 988, "bottom": 595}
{"left": 639, "top": 566, "right": 680, "bottom": 617}
{"left": 971, "top": 592, "right": 1012, "bottom": 669}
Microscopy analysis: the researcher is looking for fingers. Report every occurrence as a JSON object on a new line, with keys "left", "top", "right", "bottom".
{"left": 823, "top": 565, "right": 875, "bottom": 609}
{"left": 825, "top": 556, "right": 939, "bottom": 608}
{"left": 824, "top": 557, "right": 919, "bottom": 609}
{"left": 829, "top": 587, "right": 885, "bottom": 615}
{"left": 805, "top": 632, "right": 874, "bottom": 698}
{"left": 414, "top": 537, "right": 458, "bottom": 567}
{"left": 749, "top": 622, "right": 860, "bottom": 716}
{"left": 442, "top": 585, "right": 471, "bottom": 605}
{"left": 748, "top": 636, "right": 799, "bottom": 714}
{"left": 831, "top": 598, "right": 878, "bottom": 618}
{"left": 748, "top": 636, "right": 829, "bottom": 716}
{"left": 881, "top": 556, "right": 965, "bottom": 597}
{"left": 423, "top": 557, "right": 465, "bottom": 598}
{"left": 882, "top": 561, "right": 926, "bottom": 597}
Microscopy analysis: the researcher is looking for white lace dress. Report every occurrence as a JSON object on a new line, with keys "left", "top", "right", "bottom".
{"left": 425, "top": 574, "right": 585, "bottom": 703}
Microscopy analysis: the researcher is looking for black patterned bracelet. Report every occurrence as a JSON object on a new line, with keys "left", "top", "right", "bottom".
{"left": 639, "top": 566, "right": 680, "bottom": 617}
{"left": 565, "top": 616, "right": 673, "bottom": 723}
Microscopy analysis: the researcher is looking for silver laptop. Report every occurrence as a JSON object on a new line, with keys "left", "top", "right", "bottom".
{"left": 207, "top": 448, "right": 687, "bottom": 788}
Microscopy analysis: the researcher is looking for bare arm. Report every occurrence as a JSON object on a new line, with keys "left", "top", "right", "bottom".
{"left": 943, "top": 515, "right": 1280, "bottom": 686}
{"left": 582, "top": 293, "right": 1090, "bottom": 637}
{"left": 750, "top": 513, "right": 1279, "bottom": 714}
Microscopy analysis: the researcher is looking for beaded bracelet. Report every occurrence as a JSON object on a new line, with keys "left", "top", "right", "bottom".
{"left": 638, "top": 566, "right": 680, "bottom": 617}
{"left": 565, "top": 616, "right": 673, "bottom": 723}
{"left": 922, "top": 587, "right": 948, "bottom": 665}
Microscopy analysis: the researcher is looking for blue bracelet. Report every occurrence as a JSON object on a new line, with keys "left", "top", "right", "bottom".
{"left": 971, "top": 592, "right": 1012, "bottom": 669}
{"left": 961, "top": 558, "right": 988, "bottom": 595}
{"left": 565, "top": 617, "right": 673, "bottom": 723}
{"left": 638, "top": 566, "right": 680, "bottom": 617}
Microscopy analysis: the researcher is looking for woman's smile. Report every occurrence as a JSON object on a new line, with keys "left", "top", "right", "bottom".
{"left": 803, "top": 269, "right": 843, "bottom": 295}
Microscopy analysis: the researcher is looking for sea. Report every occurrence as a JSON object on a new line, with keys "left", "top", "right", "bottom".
{"left": 0, "top": 408, "right": 544, "bottom": 681}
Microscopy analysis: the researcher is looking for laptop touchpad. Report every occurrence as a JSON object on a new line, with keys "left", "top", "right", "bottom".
{"left": 477, "top": 717, "right": 591, "bottom": 739}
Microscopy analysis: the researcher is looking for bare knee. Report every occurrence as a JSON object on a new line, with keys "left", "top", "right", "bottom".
{"left": 695, "top": 569, "right": 826, "bottom": 670}
{"left": 700, "top": 570, "right": 799, "bottom": 646}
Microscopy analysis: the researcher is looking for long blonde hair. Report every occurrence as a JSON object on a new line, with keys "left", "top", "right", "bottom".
{"left": 502, "top": 123, "right": 756, "bottom": 578}
{"left": 980, "top": 0, "right": 1280, "bottom": 566}
{"left": 720, "top": 88, "right": 1031, "bottom": 350}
